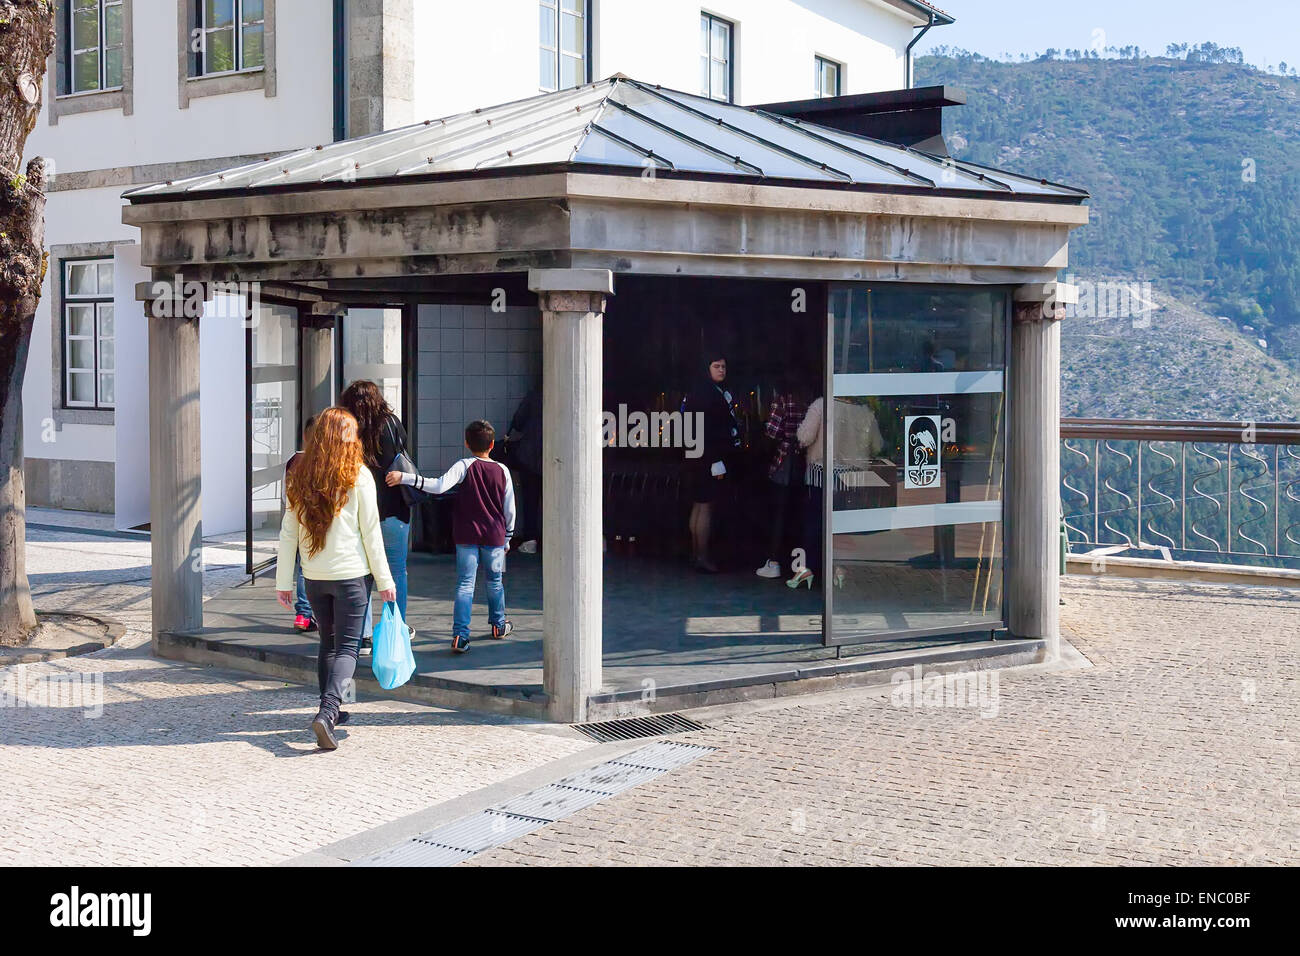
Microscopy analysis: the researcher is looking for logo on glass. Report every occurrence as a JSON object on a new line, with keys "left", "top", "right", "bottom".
{"left": 904, "top": 415, "right": 941, "bottom": 489}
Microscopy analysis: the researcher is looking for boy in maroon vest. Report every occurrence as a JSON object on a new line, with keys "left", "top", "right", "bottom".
{"left": 387, "top": 420, "right": 516, "bottom": 653}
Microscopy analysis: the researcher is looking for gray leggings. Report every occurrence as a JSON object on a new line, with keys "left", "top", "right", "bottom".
{"left": 303, "top": 576, "right": 368, "bottom": 721}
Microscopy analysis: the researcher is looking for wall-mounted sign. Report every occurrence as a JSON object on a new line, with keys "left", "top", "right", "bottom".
{"left": 904, "top": 415, "right": 941, "bottom": 489}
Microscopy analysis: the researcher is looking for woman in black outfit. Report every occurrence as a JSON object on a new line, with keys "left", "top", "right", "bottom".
{"left": 339, "top": 380, "right": 412, "bottom": 639}
{"left": 681, "top": 353, "right": 740, "bottom": 573}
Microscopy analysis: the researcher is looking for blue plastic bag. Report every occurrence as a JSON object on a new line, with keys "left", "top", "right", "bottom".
{"left": 371, "top": 601, "right": 416, "bottom": 690}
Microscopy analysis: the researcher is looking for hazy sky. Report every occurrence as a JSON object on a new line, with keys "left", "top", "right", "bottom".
{"left": 913, "top": 0, "right": 1300, "bottom": 71}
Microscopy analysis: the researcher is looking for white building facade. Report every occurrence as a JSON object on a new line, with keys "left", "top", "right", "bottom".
{"left": 22, "top": 0, "right": 949, "bottom": 527}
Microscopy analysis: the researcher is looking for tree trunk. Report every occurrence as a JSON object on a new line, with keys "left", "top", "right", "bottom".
{"left": 0, "top": 2, "right": 55, "bottom": 644}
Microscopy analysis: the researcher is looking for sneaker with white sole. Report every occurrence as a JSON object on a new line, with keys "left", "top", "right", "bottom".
{"left": 755, "top": 560, "right": 781, "bottom": 578}
{"left": 517, "top": 540, "right": 538, "bottom": 554}
{"left": 491, "top": 620, "right": 514, "bottom": 640}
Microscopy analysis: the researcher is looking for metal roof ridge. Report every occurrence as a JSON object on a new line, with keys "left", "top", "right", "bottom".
{"left": 620, "top": 78, "right": 856, "bottom": 183}
{"left": 602, "top": 95, "right": 763, "bottom": 175}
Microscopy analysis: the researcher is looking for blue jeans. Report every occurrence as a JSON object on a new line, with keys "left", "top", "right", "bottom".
{"left": 454, "top": 544, "right": 506, "bottom": 640}
{"left": 294, "top": 559, "right": 313, "bottom": 618}
{"left": 363, "top": 517, "right": 410, "bottom": 638}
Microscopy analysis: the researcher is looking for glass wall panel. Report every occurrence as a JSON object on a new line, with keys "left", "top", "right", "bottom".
{"left": 343, "top": 308, "right": 403, "bottom": 413}
{"left": 249, "top": 303, "right": 298, "bottom": 565}
{"left": 827, "top": 285, "right": 1008, "bottom": 645}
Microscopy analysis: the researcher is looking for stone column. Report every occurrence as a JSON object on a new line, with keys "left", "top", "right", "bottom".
{"left": 1007, "top": 281, "right": 1075, "bottom": 659}
{"left": 139, "top": 281, "right": 204, "bottom": 643}
{"left": 302, "top": 307, "right": 339, "bottom": 422}
{"left": 527, "top": 269, "right": 614, "bottom": 723}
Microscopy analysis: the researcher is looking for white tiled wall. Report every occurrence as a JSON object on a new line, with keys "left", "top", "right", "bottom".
{"left": 415, "top": 303, "right": 541, "bottom": 473}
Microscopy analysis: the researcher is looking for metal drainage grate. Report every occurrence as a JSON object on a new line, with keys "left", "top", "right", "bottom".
{"left": 351, "top": 741, "right": 714, "bottom": 867}
{"left": 571, "top": 712, "right": 706, "bottom": 743}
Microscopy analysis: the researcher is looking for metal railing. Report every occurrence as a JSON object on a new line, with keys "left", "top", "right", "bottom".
{"left": 1060, "top": 419, "right": 1300, "bottom": 569}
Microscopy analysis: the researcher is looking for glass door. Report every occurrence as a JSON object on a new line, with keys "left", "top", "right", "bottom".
{"left": 823, "top": 285, "right": 1009, "bottom": 646}
{"left": 246, "top": 302, "right": 300, "bottom": 574}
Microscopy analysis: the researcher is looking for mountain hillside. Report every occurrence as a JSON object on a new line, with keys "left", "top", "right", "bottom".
{"left": 917, "top": 48, "right": 1300, "bottom": 420}
{"left": 1061, "top": 289, "right": 1300, "bottom": 420}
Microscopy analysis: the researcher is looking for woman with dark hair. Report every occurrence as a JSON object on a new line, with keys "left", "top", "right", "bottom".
{"left": 338, "top": 381, "right": 412, "bottom": 635}
{"left": 755, "top": 374, "right": 812, "bottom": 579}
{"left": 278, "top": 407, "right": 394, "bottom": 749}
{"left": 681, "top": 353, "right": 740, "bottom": 573}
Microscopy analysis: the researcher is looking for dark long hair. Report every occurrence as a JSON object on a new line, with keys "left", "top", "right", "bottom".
{"left": 339, "top": 380, "right": 393, "bottom": 468}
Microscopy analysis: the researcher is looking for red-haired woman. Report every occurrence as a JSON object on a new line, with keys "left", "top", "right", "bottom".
{"left": 277, "top": 406, "right": 395, "bottom": 750}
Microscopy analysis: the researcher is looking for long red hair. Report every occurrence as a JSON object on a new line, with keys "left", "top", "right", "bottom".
{"left": 286, "top": 407, "right": 364, "bottom": 557}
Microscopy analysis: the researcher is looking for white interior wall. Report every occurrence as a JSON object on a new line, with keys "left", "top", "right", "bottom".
{"left": 199, "top": 297, "right": 249, "bottom": 537}
{"left": 112, "top": 244, "right": 151, "bottom": 529}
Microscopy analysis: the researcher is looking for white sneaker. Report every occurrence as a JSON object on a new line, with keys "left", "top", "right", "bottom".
{"left": 518, "top": 539, "right": 538, "bottom": 554}
{"left": 755, "top": 560, "right": 781, "bottom": 578}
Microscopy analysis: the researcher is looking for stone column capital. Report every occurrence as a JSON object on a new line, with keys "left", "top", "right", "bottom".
{"left": 536, "top": 291, "right": 607, "bottom": 315}
{"left": 1013, "top": 280, "right": 1078, "bottom": 323}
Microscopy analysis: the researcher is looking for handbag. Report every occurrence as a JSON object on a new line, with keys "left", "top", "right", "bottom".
{"left": 384, "top": 417, "right": 431, "bottom": 506}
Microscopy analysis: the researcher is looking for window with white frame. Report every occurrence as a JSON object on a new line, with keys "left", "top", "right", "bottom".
{"left": 699, "top": 12, "right": 733, "bottom": 102}
{"left": 64, "top": 0, "right": 125, "bottom": 94}
{"left": 539, "top": 0, "right": 587, "bottom": 92}
{"left": 815, "top": 56, "right": 841, "bottom": 98}
{"left": 63, "top": 259, "right": 115, "bottom": 410}
{"left": 195, "top": 0, "right": 265, "bottom": 76}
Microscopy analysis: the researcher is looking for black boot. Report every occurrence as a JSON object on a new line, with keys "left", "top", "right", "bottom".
{"left": 311, "top": 709, "right": 338, "bottom": 750}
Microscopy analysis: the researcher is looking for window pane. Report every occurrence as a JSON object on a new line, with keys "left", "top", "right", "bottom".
{"left": 242, "top": 23, "right": 264, "bottom": 68}
{"left": 105, "top": 46, "right": 123, "bottom": 88}
{"left": 711, "top": 20, "right": 729, "bottom": 60}
{"left": 242, "top": 0, "right": 264, "bottom": 23}
{"left": 206, "top": 27, "right": 235, "bottom": 72}
{"left": 561, "top": 0, "right": 583, "bottom": 11}
{"left": 68, "top": 338, "right": 95, "bottom": 371}
{"left": 560, "top": 11, "right": 583, "bottom": 56}
{"left": 105, "top": 3, "right": 123, "bottom": 45}
{"left": 700, "top": 15, "right": 709, "bottom": 56}
{"left": 68, "top": 263, "right": 96, "bottom": 296}
{"left": 98, "top": 338, "right": 115, "bottom": 372}
{"left": 205, "top": 0, "right": 235, "bottom": 28}
{"left": 67, "top": 304, "right": 94, "bottom": 338}
{"left": 99, "top": 373, "right": 116, "bottom": 407}
{"left": 539, "top": 4, "right": 555, "bottom": 47}
{"left": 72, "top": 6, "right": 99, "bottom": 49}
{"left": 833, "top": 287, "right": 1006, "bottom": 375}
{"left": 700, "top": 55, "right": 709, "bottom": 95}
{"left": 97, "top": 262, "right": 114, "bottom": 293}
{"left": 539, "top": 49, "right": 556, "bottom": 90}
{"left": 72, "top": 50, "right": 100, "bottom": 92}
{"left": 98, "top": 304, "right": 115, "bottom": 341}
{"left": 68, "top": 372, "right": 95, "bottom": 405}
{"left": 560, "top": 53, "right": 581, "bottom": 89}
{"left": 711, "top": 59, "right": 727, "bottom": 99}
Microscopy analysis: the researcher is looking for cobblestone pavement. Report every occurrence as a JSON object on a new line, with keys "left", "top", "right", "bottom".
{"left": 2, "top": 512, "right": 591, "bottom": 866}
{"left": 8, "top": 512, "right": 1299, "bottom": 866}
{"left": 468, "top": 576, "right": 1300, "bottom": 866}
